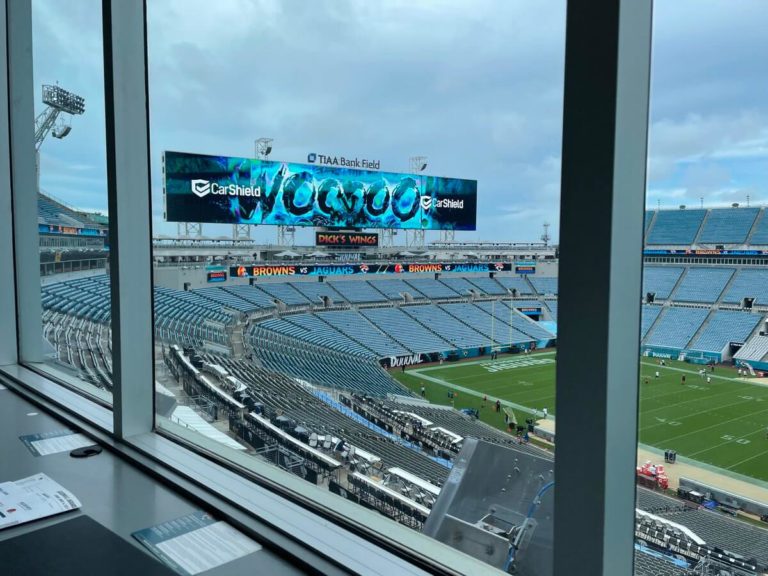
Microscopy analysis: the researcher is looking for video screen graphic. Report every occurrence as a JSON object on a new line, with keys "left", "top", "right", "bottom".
{"left": 164, "top": 151, "right": 477, "bottom": 230}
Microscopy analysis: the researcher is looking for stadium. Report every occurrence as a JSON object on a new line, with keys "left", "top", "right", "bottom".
{"left": 36, "top": 187, "right": 768, "bottom": 575}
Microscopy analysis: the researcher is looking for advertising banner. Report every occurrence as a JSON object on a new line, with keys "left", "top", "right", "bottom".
{"left": 316, "top": 231, "right": 379, "bottom": 247}
{"left": 164, "top": 151, "right": 477, "bottom": 230}
{"left": 644, "top": 249, "right": 768, "bottom": 256}
{"left": 39, "top": 224, "right": 107, "bottom": 237}
{"left": 515, "top": 261, "right": 536, "bottom": 275}
{"left": 230, "top": 262, "right": 511, "bottom": 278}
{"left": 207, "top": 271, "right": 227, "bottom": 283}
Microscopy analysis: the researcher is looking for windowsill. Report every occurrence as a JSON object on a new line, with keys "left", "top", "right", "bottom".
{"left": 0, "top": 362, "right": 503, "bottom": 576}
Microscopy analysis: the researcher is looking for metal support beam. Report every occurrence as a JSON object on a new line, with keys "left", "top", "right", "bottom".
{"left": 554, "top": 1, "right": 652, "bottom": 575}
{"left": 7, "top": 0, "right": 42, "bottom": 363}
{"left": 0, "top": 0, "right": 18, "bottom": 365}
{"left": 102, "top": 0, "right": 154, "bottom": 437}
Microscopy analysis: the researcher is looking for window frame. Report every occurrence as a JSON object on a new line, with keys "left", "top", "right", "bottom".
{"left": 1, "top": 0, "right": 653, "bottom": 574}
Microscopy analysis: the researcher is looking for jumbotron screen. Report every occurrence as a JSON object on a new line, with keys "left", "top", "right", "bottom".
{"left": 163, "top": 151, "right": 477, "bottom": 230}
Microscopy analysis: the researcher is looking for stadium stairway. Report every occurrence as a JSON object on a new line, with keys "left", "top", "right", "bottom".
{"left": 313, "top": 311, "right": 386, "bottom": 357}
{"left": 666, "top": 266, "right": 689, "bottom": 301}
{"left": 746, "top": 208, "right": 766, "bottom": 245}
{"left": 691, "top": 209, "right": 711, "bottom": 245}
{"left": 230, "top": 321, "right": 246, "bottom": 358}
{"left": 644, "top": 209, "right": 658, "bottom": 239}
{"left": 400, "top": 303, "right": 463, "bottom": 345}
{"left": 714, "top": 268, "right": 741, "bottom": 307}
{"left": 366, "top": 281, "right": 398, "bottom": 302}
{"left": 640, "top": 305, "right": 666, "bottom": 345}
{"left": 684, "top": 309, "right": 715, "bottom": 349}
{"left": 436, "top": 303, "right": 493, "bottom": 343}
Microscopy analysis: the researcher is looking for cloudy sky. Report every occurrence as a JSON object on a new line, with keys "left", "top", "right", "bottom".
{"left": 31, "top": 0, "right": 768, "bottom": 245}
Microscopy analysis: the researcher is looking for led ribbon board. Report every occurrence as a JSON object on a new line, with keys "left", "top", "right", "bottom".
{"left": 230, "top": 262, "right": 511, "bottom": 278}
{"left": 163, "top": 151, "right": 477, "bottom": 230}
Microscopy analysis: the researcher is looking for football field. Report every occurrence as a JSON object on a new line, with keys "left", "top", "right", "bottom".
{"left": 393, "top": 352, "right": 768, "bottom": 482}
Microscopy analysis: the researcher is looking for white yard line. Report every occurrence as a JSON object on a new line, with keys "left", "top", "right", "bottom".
{"left": 413, "top": 351, "right": 556, "bottom": 373}
{"left": 411, "top": 372, "right": 542, "bottom": 416}
{"left": 726, "top": 445, "right": 768, "bottom": 470}
{"left": 653, "top": 405, "right": 768, "bottom": 444}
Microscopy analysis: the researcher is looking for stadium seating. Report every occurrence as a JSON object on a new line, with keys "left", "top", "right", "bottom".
{"left": 401, "top": 305, "right": 487, "bottom": 349}
{"left": 289, "top": 281, "right": 339, "bottom": 305}
{"left": 697, "top": 207, "right": 760, "bottom": 244}
{"left": 439, "top": 277, "right": 476, "bottom": 296}
{"left": 360, "top": 308, "right": 452, "bottom": 353}
{"left": 495, "top": 276, "right": 534, "bottom": 295}
{"left": 635, "top": 489, "right": 768, "bottom": 566}
{"left": 38, "top": 194, "right": 94, "bottom": 228}
{"left": 722, "top": 269, "right": 768, "bottom": 305}
{"left": 316, "top": 310, "right": 411, "bottom": 357}
{"left": 404, "top": 278, "right": 458, "bottom": 299}
{"left": 644, "top": 210, "right": 655, "bottom": 236}
{"left": 366, "top": 279, "right": 424, "bottom": 301}
{"left": 672, "top": 268, "right": 734, "bottom": 302}
{"left": 465, "top": 277, "right": 507, "bottom": 295}
{"left": 734, "top": 334, "right": 768, "bottom": 363}
{"left": 640, "top": 306, "right": 661, "bottom": 339}
{"left": 221, "top": 285, "right": 277, "bottom": 309}
{"left": 327, "top": 280, "right": 389, "bottom": 303}
{"left": 254, "top": 282, "right": 311, "bottom": 306}
{"left": 529, "top": 277, "right": 558, "bottom": 295}
{"left": 192, "top": 287, "right": 259, "bottom": 313}
{"left": 259, "top": 315, "right": 371, "bottom": 356}
{"left": 632, "top": 550, "right": 687, "bottom": 576}
{"left": 645, "top": 209, "right": 706, "bottom": 245}
{"left": 642, "top": 266, "right": 684, "bottom": 300}
{"left": 748, "top": 212, "right": 768, "bottom": 244}
{"left": 643, "top": 307, "right": 709, "bottom": 349}
{"left": 201, "top": 355, "right": 448, "bottom": 483}
{"left": 440, "top": 302, "right": 533, "bottom": 345}
{"left": 543, "top": 300, "right": 557, "bottom": 321}
{"left": 482, "top": 301, "right": 555, "bottom": 340}
{"left": 688, "top": 310, "right": 760, "bottom": 353}
{"left": 246, "top": 328, "right": 407, "bottom": 397}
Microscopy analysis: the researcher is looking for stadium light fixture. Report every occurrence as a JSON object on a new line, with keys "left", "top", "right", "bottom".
{"left": 409, "top": 156, "right": 428, "bottom": 173}
{"left": 42, "top": 84, "right": 85, "bottom": 115}
{"left": 255, "top": 137, "right": 274, "bottom": 160}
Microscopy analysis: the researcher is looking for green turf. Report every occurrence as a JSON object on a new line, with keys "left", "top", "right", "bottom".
{"left": 393, "top": 353, "right": 768, "bottom": 482}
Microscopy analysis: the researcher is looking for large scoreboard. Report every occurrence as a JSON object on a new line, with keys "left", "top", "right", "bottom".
{"left": 164, "top": 151, "right": 477, "bottom": 231}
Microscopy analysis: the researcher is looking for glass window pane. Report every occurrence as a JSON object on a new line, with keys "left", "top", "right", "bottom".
{"left": 149, "top": 1, "right": 564, "bottom": 572}
{"left": 31, "top": 0, "right": 112, "bottom": 405}
{"left": 637, "top": 2, "right": 768, "bottom": 574}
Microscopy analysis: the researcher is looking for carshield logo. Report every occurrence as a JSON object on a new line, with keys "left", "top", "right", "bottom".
{"left": 420, "top": 195, "right": 433, "bottom": 210}
{"left": 191, "top": 179, "right": 211, "bottom": 198}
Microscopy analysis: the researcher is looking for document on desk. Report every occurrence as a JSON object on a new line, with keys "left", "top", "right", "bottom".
{"left": 0, "top": 473, "right": 81, "bottom": 530}
{"left": 133, "top": 511, "right": 261, "bottom": 576}
{"left": 19, "top": 429, "right": 95, "bottom": 456}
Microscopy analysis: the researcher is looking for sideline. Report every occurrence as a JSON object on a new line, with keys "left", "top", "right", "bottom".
{"left": 413, "top": 350, "right": 556, "bottom": 374}
{"left": 406, "top": 371, "right": 543, "bottom": 417}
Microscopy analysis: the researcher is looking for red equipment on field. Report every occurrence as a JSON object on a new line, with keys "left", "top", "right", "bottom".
{"left": 636, "top": 461, "right": 669, "bottom": 490}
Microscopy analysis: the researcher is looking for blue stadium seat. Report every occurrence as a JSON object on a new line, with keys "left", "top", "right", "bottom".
{"left": 689, "top": 310, "right": 760, "bottom": 353}
{"left": 644, "top": 307, "right": 709, "bottom": 349}
{"left": 646, "top": 209, "right": 706, "bottom": 245}
{"left": 672, "top": 268, "right": 734, "bottom": 303}
{"left": 697, "top": 208, "right": 759, "bottom": 244}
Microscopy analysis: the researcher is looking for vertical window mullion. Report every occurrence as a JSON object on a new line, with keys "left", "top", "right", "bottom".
{"left": 102, "top": 0, "right": 154, "bottom": 437}
{"left": 555, "top": 0, "right": 653, "bottom": 574}
{"left": 0, "top": 0, "right": 17, "bottom": 366}
{"left": 6, "top": 0, "right": 42, "bottom": 364}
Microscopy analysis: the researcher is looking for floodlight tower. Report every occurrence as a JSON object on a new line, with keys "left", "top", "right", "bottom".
{"left": 541, "top": 223, "right": 551, "bottom": 247}
{"left": 406, "top": 156, "right": 428, "bottom": 248}
{"left": 34, "top": 84, "right": 85, "bottom": 190}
